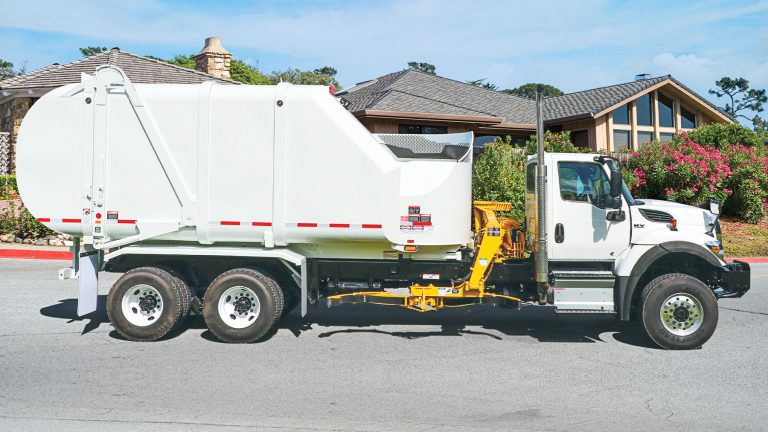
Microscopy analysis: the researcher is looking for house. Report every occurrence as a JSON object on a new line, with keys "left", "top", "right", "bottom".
{"left": 0, "top": 37, "right": 236, "bottom": 175}
{"left": 336, "top": 70, "right": 537, "bottom": 154}
{"left": 337, "top": 71, "right": 733, "bottom": 152}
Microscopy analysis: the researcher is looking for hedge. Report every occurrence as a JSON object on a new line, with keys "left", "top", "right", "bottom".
{"left": 0, "top": 175, "right": 16, "bottom": 199}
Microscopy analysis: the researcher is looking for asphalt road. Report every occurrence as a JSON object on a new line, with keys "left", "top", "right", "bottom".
{"left": 0, "top": 259, "right": 766, "bottom": 432}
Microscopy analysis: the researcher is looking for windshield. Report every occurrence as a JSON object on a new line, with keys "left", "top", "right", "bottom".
{"left": 607, "top": 160, "right": 637, "bottom": 206}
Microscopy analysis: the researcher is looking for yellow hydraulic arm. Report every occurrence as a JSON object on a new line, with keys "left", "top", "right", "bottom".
{"left": 326, "top": 201, "right": 525, "bottom": 312}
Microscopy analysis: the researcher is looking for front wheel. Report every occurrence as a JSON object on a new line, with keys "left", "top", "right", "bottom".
{"left": 640, "top": 273, "right": 718, "bottom": 350}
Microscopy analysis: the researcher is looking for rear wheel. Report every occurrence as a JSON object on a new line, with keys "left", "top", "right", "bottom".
{"left": 106, "top": 267, "right": 189, "bottom": 341}
{"left": 640, "top": 273, "right": 718, "bottom": 350}
{"left": 203, "top": 268, "right": 284, "bottom": 343}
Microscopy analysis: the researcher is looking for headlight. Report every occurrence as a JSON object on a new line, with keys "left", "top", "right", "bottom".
{"left": 705, "top": 240, "right": 724, "bottom": 260}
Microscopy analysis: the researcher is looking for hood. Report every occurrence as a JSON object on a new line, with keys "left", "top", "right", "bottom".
{"left": 637, "top": 199, "right": 716, "bottom": 229}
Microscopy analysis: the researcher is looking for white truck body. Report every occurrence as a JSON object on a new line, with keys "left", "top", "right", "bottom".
{"left": 17, "top": 67, "right": 472, "bottom": 255}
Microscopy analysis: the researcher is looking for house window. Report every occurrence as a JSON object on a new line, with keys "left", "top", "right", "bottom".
{"left": 398, "top": 124, "right": 448, "bottom": 134}
{"left": 571, "top": 130, "right": 589, "bottom": 148}
{"left": 637, "top": 131, "right": 654, "bottom": 146}
{"left": 660, "top": 132, "right": 675, "bottom": 143}
{"left": 658, "top": 93, "right": 674, "bottom": 128}
{"left": 681, "top": 106, "right": 696, "bottom": 129}
{"left": 613, "top": 130, "right": 630, "bottom": 151}
{"left": 612, "top": 103, "right": 630, "bottom": 125}
{"left": 636, "top": 93, "right": 653, "bottom": 126}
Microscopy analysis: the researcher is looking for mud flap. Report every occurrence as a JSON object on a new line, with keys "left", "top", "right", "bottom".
{"left": 78, "top": 245, "right": 101, "bottom": 316}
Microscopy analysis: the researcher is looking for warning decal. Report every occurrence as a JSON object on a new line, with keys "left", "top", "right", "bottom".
{"left": 400, "top": 205, "right": 433, "bottom": 234}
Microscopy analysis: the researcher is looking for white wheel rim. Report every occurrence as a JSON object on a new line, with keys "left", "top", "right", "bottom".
{"left": 121, "top": 284, "right": 163, "bottom": 327}
{"left": 660, "top": 292, "right": 704, "bottom": 336}
{"left": 218, "top": 286, "right": 261, "bottom": 329}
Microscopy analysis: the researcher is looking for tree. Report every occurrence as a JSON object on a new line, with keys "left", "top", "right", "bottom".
{"left": 79, "top": 46, "right": 108, "bottom": 57}
{"left": 472, "top": 138, "right": 527, "bottom": 221}
{"left": 407, "top": 61, "right": 436, "bottom": 75}
{"left": 147, "top": 54, "right": 271, "bottom": 85}
{"left": 503, "top": 83, "right": 563, "bottom": 99}
{"left": 709, "top": 77, "right": 767, "bottom": 122}
{"left": 269, "top": 67, "right": 339, "bottom": 87}
{"left": 313, "top": 66, "right": 337, "bottom": 77}
{"left": 230, "top": 60, "right": 271, "bottom": 85}
{"left": 467, "top": 79, "right": 498, "bottom": 91}
{"left": 0, "top": 59, "right": 15, "bottom": 80}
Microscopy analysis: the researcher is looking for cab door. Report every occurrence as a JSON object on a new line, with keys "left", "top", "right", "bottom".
{"left": 549, "top": 160, "right": 630, "bottom": 261}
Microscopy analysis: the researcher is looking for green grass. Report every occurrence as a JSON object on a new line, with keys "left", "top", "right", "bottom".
{"left": 721, "top": 218, "right": 768, "bottom": 258}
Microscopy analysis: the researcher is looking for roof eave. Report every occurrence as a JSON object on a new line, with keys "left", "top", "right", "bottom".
{"left": 353, "top": 109, "right": 507, "bottom": 125}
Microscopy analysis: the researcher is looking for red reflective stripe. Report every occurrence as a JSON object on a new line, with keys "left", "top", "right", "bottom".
{"left": 297, "top": 223, "right": 317, "bottom": 228}
{"left": 362, "top": 224, "right": 382, "bottom": 229}
{"left": 220, "top": 221, "right": 240, "bottom": 226}
{"left": 251, "top": 222, "right": 272, "bottom": 227}
{"left": 117, "top": 219, "right": 136, "bottom": 224}
{"left": 62, "top": 218, "right": 81, "bottom": 223}
{"left": 407, "top": 239, "right": 415, "bottom": 244}
{"left": 37, "top": 218, "right": 51, "bottom": 223}
{"left": 329, "top": 223, "right": 350, "bottom": 228}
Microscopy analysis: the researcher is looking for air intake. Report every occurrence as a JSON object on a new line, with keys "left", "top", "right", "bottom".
{"left": 639, "top": 209, "right": 673, "bottom": 223}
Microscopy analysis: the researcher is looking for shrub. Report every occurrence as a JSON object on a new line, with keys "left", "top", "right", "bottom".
{"left": 686, "top": 123, "right": 763, "bottom": 148}
{"left": 627, "top": 133, "right": 732, "bottom": 207}
{"left": 473, "top": 138, "right": 527, "bottom": 221}
{"left": 627, "top": 131, "right": 768, "bottom": 223}
{"left": 524, "top": 131, "right": 589, "bottom": 155}
{"left": 0, "top": 175, "right": 17, "bottom": 199}
{"left": 18, "top": 207, "right": 55, "bottom": 238}
{"left": 0, "top": 202, "right": 17, "bottom": 234}
{"left": 719, "top": 143, "right": 768, "bottom": 223}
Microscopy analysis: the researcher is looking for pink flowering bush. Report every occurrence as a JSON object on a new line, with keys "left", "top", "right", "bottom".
{"left": 625, "top": 131, "right": 768, "bottom": 223}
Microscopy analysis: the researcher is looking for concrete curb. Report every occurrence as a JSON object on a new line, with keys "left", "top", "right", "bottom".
{"left": 727, "top": 257, "right": 768, "bottom": 264}
{"left": 0, "top": 248, "right": 72, "bottom": 260}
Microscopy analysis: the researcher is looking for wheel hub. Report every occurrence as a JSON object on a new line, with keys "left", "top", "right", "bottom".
{"left": 139, "top": 295, "right": 158, "bottom": 313}
{"left": 121, "top": 284, "right": 164, "bottom": 327}
{"left": 660, "top": 293, "right": 704, "bottom": 336}
{"left": 218, "top": 286, "right": 261, "bottom": 329}
{"left": 234, "top": 297, "right": 252, "bottom": 314}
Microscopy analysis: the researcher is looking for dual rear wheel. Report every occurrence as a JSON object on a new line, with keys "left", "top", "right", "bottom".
{"left": 107, "top": 267, "right": 289, "bottom": 343}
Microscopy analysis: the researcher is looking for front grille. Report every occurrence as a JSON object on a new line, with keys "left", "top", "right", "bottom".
{"left": 639, "top": 209, "right": 673, "bottom": 223}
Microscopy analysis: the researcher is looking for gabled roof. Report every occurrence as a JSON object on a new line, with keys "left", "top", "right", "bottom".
{"left": 336, "top": 69, "right": 537, "bottom": 125}
{"left": 0, "top": 48, "right": 236, "bottom": 91}
{"left": 543, "top": 75, "right": 731, "bottom": 123}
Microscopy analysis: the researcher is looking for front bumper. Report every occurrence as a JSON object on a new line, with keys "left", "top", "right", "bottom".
{"left": 715, "top": 260, "right": 751, "bottom": 298}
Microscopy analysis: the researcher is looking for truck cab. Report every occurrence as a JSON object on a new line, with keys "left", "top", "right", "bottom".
{"left": 523, "top": 153, "right": 750, "bottom": 348}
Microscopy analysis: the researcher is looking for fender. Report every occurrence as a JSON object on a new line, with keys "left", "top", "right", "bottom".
{"left": 615, "top": 241, "right": 721, "bottom": 321}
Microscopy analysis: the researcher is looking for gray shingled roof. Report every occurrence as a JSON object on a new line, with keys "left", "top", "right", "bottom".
{"left": 543, "top": 75, "right": 730, "bottom": 122}
{"left": 336, "top": 70, "right": 537, "bottom": 125}
{"left": 0, "top": 48, "right": 236, "bottom": 90}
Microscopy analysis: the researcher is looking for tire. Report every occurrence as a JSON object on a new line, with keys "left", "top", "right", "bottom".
{"left": 157, "top": 266, "right": 192, "bottom": 321}
{"left": 640, "top": 273, "right": 718, "bottom": 350}
{"left": 106, "top": 267, "right": 190, "bottom": 342}
{"left": 203, "top": 268, "right": 284, "bottom": 343}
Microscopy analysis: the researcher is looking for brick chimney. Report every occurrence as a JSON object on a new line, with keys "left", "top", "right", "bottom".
{"left": 193, "top": 37, "right": 232, "bottom": 79}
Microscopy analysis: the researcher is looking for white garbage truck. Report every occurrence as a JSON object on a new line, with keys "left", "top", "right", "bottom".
{"left": 16, "top": 66, "right": 750, "bottom": 349}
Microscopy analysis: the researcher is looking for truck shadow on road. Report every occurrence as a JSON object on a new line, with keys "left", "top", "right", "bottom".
{"left": 39, "top": 296, "right": 657, "bottom": 348}
{"left": 209, "top": 303, "right": 659, "bottom": 348}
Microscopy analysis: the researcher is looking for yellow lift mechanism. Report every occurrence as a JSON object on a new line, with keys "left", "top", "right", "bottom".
{"left": 326, "top": 201, "right": 525, "bottom": 312}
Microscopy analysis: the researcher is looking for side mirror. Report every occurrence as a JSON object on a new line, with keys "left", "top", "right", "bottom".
{"left": 610, "top": 166, "right": 622, "bottom": 199}
{"left": 709, "top": 199, "right": 721, "bottom": 215}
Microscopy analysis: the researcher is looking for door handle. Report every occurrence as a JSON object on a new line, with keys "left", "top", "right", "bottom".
{"left": 555, "top": 223, "right": 564, "bottom": 243}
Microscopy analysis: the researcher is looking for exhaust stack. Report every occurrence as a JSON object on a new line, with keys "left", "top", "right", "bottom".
{"left": 535, "top": 85, "right": 549, "bottom": 291}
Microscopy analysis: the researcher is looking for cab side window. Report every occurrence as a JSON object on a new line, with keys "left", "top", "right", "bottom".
{"left": 558, "top": 162, "right": 610, "bottom": 204}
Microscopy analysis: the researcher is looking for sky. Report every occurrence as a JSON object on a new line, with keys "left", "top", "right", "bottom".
{"left": 2, "top": 0, "right": 767, "bottom": 119}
